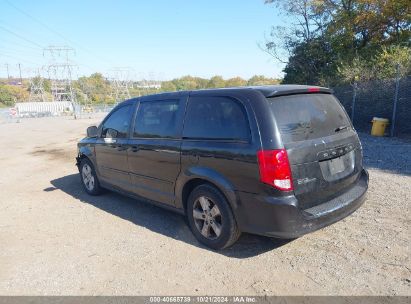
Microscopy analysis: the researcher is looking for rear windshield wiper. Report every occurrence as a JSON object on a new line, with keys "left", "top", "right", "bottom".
{"left": 335, "top": 125, "right": 349, "bottom": 132}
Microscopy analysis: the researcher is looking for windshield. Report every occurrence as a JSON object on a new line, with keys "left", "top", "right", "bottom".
{"left": 269, "top": 93, "right": 351, "bottom": 143}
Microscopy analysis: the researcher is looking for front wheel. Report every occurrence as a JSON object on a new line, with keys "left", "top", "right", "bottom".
{"left": 79, "top": 158, "right": 103, "bottom": 195}
{"left": 187, "top": 184, "right": 241, "bottom": 250}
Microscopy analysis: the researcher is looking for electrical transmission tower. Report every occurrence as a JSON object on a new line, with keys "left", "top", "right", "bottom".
{"left": 136, "top": 72, "right": 161, "bottom": 92}
{"left": 43, "top": 46, "right": 77, "bottom": 103}
{"left": 28, "top": 68, "right": 46, "bottom": 102}
{"left": 110, "top": 67, "right": 133, "bottom": 101}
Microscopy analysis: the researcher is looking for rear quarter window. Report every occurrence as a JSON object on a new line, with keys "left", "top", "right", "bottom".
{"left": 183, "top": 96, "right": 250, "bottom": 141}
{"left": 269, "top": 94, "right": 351, "bottom": 143}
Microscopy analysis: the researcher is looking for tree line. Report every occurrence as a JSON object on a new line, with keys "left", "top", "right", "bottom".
{"left": 0, "top": 74, "right": 280, "bottom": 107}
{"left": 263, "top": 0, "right": 411, "bottom": 85}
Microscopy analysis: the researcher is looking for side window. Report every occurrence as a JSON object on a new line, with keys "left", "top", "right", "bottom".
{"left": 101, "top": 105, "right": 133, "bottom": 138}
{"left": 134, "top": 99, "right": 180, "bottom": 138}
{"left": 183, "top": 96, "right": 250, "bottom": 141}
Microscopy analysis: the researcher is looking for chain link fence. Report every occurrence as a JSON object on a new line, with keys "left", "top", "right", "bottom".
{"left": 0, "top": 103, "right": 115, "bottom": 124}
{"left": 333, "top": 76, "right": 411, "bottom": 137}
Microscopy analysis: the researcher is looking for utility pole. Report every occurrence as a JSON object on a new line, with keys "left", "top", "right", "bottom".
{"left": 390, "top": 64, "right": 400, "bottom": 137}
{"left": 18, "top": 63, "right": 22, "bottom": 84}
{"left": 351, "top": 81, "right": 357, "bottom": 123}
{"left": 5, "top": 63, "right": 10, "bottom": 81}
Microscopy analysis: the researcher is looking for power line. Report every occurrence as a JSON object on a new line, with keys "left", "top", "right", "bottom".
{"left": 3, "top": 0, "right": 115, "bottom": 67}
{"left": 0, "top": 52, "right": 38, "bottom": 65}
{"left": 1, "top": 47, "right": 44, "bottom": 59}
{"left": 0, "top": 35, "right": 41, "bottom": 51}
{"left": 0, "top": 18, "right": 47, "bottom": 47}
{"left": 3, "top": 0, "right": 69, "bottom": 41}
{"left": 0, "top": 50, "right": 41, "bottom": 62}
{"left": 1, "top": 34, "right": 96, "bottom": 76}
{"left": 71, "top": 60, "right": 101, "bottom": 73}
{"left": 1, "top": 1, "right": 121, "bottom": 77}
{"left": 0, "top": 25, "right": 43, "bottom": 48}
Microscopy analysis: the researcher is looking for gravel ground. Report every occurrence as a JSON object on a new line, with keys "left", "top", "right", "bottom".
{"left": 0, "top": 117, "right": 410, "bottom": 295}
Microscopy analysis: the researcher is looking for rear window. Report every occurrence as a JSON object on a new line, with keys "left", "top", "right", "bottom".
{"left": 269, "top": 94, "right": 351, "bottom": 143}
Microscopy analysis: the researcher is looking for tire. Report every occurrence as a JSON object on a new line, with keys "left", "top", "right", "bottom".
{"left": 187, "top": 184, "right": 241, "bottom": 250}
{"left": 79, "top": 158, "right": 103, "bottom": 195}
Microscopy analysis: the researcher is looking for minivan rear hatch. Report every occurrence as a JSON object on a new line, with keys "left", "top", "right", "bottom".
{"left": 268, "top": 93, "right": 363, "bottom": 210}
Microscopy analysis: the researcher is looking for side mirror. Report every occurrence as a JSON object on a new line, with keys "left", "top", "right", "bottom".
{"left": 86, "top": 126, "right": 98, "bottom": 138}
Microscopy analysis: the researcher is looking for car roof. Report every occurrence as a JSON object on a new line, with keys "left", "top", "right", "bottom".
{"left": 120, "top": 84, "right": 332, "bottom": 105}
{"left": 243, "top": 84, "right": 332, "bottom": 97}
{"left": 189, "top": 85, "right": 332, "bottom": 97}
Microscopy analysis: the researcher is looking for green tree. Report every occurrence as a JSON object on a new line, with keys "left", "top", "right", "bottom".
{"left": 74, "top": 73, "right": 113, "bottom": 104}
{"left": 160, "top": 81, "right": 177, "bottom": 92}
{"left": 338, "top": 45, "right": 411, "bottom": 83}
{"left": 0, "top": 85, "right": 16, "bottom": 106}
{"left": 0, "top": 84, "right": 29, "bottom": 106}
{"left": 225, "top": 77, "right": 247, "bottom": 87}
{"left": 374, "top": 45, "right": 411, "bottom": 79}
{"left": 207, "top": 76, "right": 225, "bottom": 88}
{"left": 281, "top": 38, "right": 336, "bottom": 85}
{"left": 247, "top": 75, "right": 280, "bottom": 85}
{"left": 264, "top": 0, "right": 411, "bottom": 84}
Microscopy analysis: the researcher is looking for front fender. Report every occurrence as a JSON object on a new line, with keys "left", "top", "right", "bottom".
{"left": 175, "top": 166, "right": 239, "bottom": 212}
{"left": 76, "top": 143, "right": 96, "bottom": 170}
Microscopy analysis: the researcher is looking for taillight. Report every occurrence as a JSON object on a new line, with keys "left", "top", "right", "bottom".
{"left": 256, "top": 149, "right": 293, "bottom": 191}
{"left": 308, "top": 87, "right": 320, "bottom": 93}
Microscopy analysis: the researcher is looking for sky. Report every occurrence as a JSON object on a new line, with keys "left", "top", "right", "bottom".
{"left": 0, "top": 0, "right": 285, "bottom": 80}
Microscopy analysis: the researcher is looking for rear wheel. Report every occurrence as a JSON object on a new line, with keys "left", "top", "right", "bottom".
{"left": 79, "top": 158, "right": 102, "bottom": 195}
{"left": 187, "top": 184, "right": 241, "bottom": 250}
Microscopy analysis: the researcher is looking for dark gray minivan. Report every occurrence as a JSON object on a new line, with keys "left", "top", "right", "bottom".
{"left": 77, "top": 85, "right": 368, "bottom": 249}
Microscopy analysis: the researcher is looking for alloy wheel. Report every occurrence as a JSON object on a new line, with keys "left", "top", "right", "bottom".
{"left": 81, "top": 163, "right": 95, "bottom": 191}
{"left": 192, "top": 196, "right": 222, "bottom": 240}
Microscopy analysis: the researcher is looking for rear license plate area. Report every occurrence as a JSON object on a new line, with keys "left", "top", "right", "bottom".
{"left": 329, "top": 157, "right": 346, "bottom": 175}
{"left": 319, "top": 150, "right": 355, "bottom": 182}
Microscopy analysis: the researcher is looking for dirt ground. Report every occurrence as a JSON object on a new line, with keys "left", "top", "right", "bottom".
{"left": 0, "top": 116, "right": 410, "bottom": 296}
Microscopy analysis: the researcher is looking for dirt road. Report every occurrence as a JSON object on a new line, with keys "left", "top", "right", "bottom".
{"left": 0, "top": 117, "right": 410, "bottom": 295}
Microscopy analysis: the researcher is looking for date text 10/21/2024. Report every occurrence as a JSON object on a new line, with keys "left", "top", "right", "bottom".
{"left": 149, "top": 297, "right": 257, "bottom": 303}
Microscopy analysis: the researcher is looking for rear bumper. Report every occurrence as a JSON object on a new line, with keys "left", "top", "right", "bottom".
{"left": 235, "top": 169, "right": 368, "bottom": 238}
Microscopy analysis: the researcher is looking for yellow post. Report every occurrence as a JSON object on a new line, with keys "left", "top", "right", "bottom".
{"left": 371, "top": 117, "right": 389, "bottom": 137}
